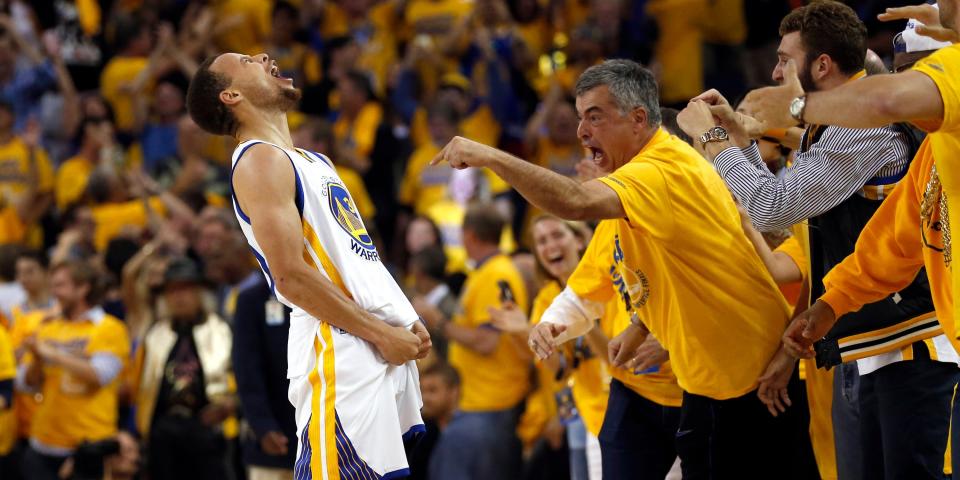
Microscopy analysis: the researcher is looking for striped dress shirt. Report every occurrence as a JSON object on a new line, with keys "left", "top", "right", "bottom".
{"left": 714, "top": 124, "right": 911, "bottom": 232}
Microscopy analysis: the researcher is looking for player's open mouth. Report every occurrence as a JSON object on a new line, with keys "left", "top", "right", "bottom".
{"left": 589, "top": 147, "right": 605, "bottom": 164}
{"left": 270, "top": 64, "right": 292, "bottom": 83}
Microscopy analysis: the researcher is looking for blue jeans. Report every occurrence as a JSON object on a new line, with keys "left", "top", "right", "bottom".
{"left": 428, "top": 408, "right": 522, "bottom": 480}
{"left": 833, "top": 362, "right": 862, "bottom": 480}
{"left": 566, "top": 415, "right": 588, "bottom": 480}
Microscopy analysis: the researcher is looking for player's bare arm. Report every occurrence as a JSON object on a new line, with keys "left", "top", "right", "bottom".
{"left": 233, "top": 143, "right": 427, "bottom": 364}
{"left": 431, "top": 136, "right": 626, "bottom": 221}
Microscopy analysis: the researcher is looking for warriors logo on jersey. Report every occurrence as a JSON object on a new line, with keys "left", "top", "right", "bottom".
{"left": 327, "top": 182, "right": 379, "bottom": 261}
{"left": 610, "top": 234, "right": 649, "bottom": 311}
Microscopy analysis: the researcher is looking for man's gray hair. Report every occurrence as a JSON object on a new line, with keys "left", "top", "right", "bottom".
{"left": 574, "top": 59, "right": 662, "bottom": 126}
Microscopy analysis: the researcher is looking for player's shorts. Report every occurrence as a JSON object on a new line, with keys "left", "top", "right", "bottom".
{"left": 287, "top": 311, "right": 424, "bottom": 480}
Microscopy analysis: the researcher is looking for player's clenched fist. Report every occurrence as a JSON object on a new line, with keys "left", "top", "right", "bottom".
{"left": 376, "top": 325, "right": 428, "bottom": 365}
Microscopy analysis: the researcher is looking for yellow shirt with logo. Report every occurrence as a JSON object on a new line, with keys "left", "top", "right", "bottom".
{"left": 593, "top": 128, "right": 790, "bottom": 399}
{"left": 91, "top": 197, "right": 167, "bottom": 251}
{"left": 213, "top": 0, "right": 271, "bottom": 55}
{"left": 0, "top": 324, "right": 15, "bottom": 455}
{"left": 567, "top": 220, "right": 683, "bottom": 407}
{"left": 99, "top": 56, "right": 150, "bottom": 132}
{"left": 911, "top": 43, "right": 960, "bottom": 343}
{"left": 56, "top": 155, "right": 95, "bottom": 210}
{"left": 30, "top": 311, "right": 130, "bottom": 449}
{"left": 450, "top": 253, "right": 530, "bottom": 411}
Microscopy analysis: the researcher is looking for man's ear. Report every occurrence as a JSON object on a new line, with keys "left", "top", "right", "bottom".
{"left": 632, "top": 106, "right": 649, "bottom": 130}
{"left": 220, "top": 89, "right": 243, "bottom": 106}
{"left": 812, "top": 53, "right": 832, "bottom": 81}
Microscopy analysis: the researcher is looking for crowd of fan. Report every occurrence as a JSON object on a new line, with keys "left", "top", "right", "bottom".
{"left": 0, "top": 0, "right": 938, "bottom": 479}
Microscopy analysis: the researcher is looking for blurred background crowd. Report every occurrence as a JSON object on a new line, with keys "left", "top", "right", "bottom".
{"left": 0, "top": 0, "right": 918, "bottom": 479}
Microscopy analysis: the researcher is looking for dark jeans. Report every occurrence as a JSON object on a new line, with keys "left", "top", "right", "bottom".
{"left": 148, "top": 415, "right": 229, "bottom": 480}
{"left": 598, "top": 379, "right": 680, "bottom": 480}
{"left": 20, "top": 445, "right": 68, "bottom": 480}
{"left": 859, "top": 360, "right": 960, "bottom": 480}
{"left": 676, "top": 374, "right": 810, "bottom": 480}
{"left": 428, "top": 407, "right": 522, "bottom": 480}
{"left": 833, "top": 362, "right": 863, "bottom": 480}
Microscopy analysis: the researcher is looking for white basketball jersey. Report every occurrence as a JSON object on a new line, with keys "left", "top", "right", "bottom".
{"left": 230, "top": 139, "right": 419, "bottom": 329}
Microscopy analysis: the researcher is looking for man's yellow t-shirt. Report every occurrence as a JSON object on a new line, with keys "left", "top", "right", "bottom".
{"left": 567, "top": 220, "right": 683, "bottom": 408}
{"left": 30, "top": 309, "right": 130, "bottom": 449}
{"left": 56, "top": 155, "right": 95, "bottom": 210}
{"left": 99, "top": 56, "right": 150, "bottom": 133}
{"left": 912, "top": 43, "right": 960, "bottom": 344}
{"left": 449, "top": 253, "right": 530, "bottom": 411}
{"left": 0, "top": 205, "right": 27, "bottom": 246}
{"left": 0, "top": 324, "right": 16, "bottom": 455}
{"left": 0, "top": 137, "right": 54, "bottom": 198}
{"left": 592, "top": 128, "right": 790, "bottom": 400}
{"left": 334, "top": 102, "right": 383, "bottom": 158}
{"left": 91, "top": 197, "right": 166, "bottom": 251}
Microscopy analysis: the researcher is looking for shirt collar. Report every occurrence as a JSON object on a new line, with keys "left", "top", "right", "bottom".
{"left": 83, "top": 306, "right": 106, "bottom": 325}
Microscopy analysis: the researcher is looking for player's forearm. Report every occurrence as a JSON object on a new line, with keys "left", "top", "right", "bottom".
{"left": 275, "top": 266, "right": 392, "bottom": 343}
{"left": 486, "top": 151, "right": 596, "bottom": 220}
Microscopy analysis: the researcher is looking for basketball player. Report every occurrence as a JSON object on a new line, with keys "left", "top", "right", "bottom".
{"left": 186, "top": 53, "right": 431, "bottom": 479}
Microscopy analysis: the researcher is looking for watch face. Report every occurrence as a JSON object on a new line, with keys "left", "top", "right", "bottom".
{"left": 790, "top": 97, "right": 804, "bottom": 118}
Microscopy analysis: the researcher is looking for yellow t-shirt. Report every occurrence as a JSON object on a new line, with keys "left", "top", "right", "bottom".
{"left": 399, "top": 142, "right": 451, "bottom": 215}
{"left": 91, "top": 197, "right": 167, "bottom": 251}
{"left": 449, "top": 253, "right": 530, "bottom": 411}
{"left": 568, "top": 296, "right": 614, "bottom": 437}
{"left": 56, "top": 156, "right": 95, "bottom": 210}
{"left": 912, "top": 43, "right": 960, "bottom": 345}
{"left": 334, "top": 102, "right": 383, "bottom": 158}
{"left": 567, "top": 220, "right": 683, "bottom": 408}
{"left": 99, "top": 56, "right": 150, "bottom": 132}
{"left": 593, "top": 128, "right": 791, "bottom": 399}
{"left": 0, "top": 324, "right": 15, "bottom": 455}
{"left": 0, "top": 137, "right": 54, "bottom": 198}
{"left": 0, "top": 205, "right": 27, "bottom": 246}
{"left": 30, "top": 311, "right": 130, "bottom": 449}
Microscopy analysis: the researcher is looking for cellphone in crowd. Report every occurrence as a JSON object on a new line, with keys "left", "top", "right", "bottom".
{"left": 497, "top": 280, "right": 515, "bottom": 304}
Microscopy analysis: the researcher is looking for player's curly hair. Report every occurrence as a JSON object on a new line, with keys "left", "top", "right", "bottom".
{"left": 780, "top": 0, "right": 867, "bottom": 76}
{"left": 187, "top": 55, "right": 240, "bottom": 137}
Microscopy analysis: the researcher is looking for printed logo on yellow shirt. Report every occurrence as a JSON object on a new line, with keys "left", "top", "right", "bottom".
{"left": 327, "top": 181, "right": 380, "bottom": 261}
{"left": 611, "top": 234, "right": 650, "bottom": 310}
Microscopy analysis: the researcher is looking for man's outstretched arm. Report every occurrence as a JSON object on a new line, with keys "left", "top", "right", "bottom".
{"left": 432, "top": 136, "right": 626, "bottom": 221}
{"left": 233, "top": 144, "right": 426, "bottom": 365}
{"left": 743, "top": 60, "right": 944, "bottom": 130}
